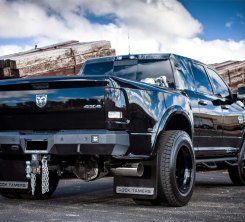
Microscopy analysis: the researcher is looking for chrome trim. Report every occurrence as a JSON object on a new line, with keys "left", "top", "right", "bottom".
{"left": 110, "top": 163, "right": 144, "bottom": 177}
{"left": 197, "top": 147, "right": 239, "bottom": 152}
{"left": 197, "top": 136, "right": 242, "bottom": 139}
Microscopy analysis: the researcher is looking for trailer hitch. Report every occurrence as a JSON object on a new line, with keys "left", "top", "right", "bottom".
{"left": 25, "top": 154, "right": 49, "bottom": 195}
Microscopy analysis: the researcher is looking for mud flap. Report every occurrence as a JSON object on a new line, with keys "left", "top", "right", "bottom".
{"left": 0, "top": 158, "right": 30, "bottom": 194}
{"left": 113, "top": 159, "right": 158, "bottom": 200}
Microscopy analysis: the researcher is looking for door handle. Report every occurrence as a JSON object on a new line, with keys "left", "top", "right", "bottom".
{"left": 198, "top": 100, "right": 208, "bottom": 106}
{"left": 221, "top": 105, "right": 229, "bottom": 110}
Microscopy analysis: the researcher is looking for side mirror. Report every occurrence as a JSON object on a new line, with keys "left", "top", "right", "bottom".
{"left": 237, "top": 86, "right": 245, "bottom": 99}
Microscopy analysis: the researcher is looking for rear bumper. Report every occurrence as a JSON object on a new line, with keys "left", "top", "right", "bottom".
{"left": 0, "top": 130, "right": 129, "bottom": 156}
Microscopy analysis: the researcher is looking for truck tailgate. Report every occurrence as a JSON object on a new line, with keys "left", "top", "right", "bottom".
{"left": 0, "top": 77, "right": 107, "bottom": 130}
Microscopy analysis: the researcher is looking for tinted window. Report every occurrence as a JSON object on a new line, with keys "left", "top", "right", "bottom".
{"left": 191, "top": 63, "right": 213, "bottom": 94}
{"left": 138, "top": 59, "right": 175, "bottom": 88}
{"left": 206, "top": 68, "right": 230, "bottom": 98}
{"left": 82, "top": 58, "right": 175, "bottom": 88}
{"left": 173, "top": 57, "right": 195, "bottom": 90}
{"left": 82, "top": 61, "right": 113, "bottom": 75}
{"left": 114, "top": 60, "right": 137, "bottom": 80}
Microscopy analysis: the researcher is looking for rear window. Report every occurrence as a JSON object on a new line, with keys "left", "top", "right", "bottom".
{"left": 138, "top": 59, "right": 175, "bottom": 88}
{"left": 82, "top": 59, "right": 175, "bottom": 88}
{"left": 82, "top": 61, "right": 113, "bottom": 75}
{"left": 113, "top": 60, "right": 138, "bottom": 80}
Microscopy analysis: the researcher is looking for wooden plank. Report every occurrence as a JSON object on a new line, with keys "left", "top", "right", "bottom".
{"left": 0, "top": 68, "right": 4, "bottom": 77}
{"left": 4, "top": 59, "right": 17, "bottom": 69}
{"left": 0, "top": 60, "right": 4, "bottom": 68}
{"left": 8, "top": 41, "right": 112, "bottom": 67}
{"left": 0, "top": 40, "right": 115, "bottom": 78}
{"left": 5, "top": 41, "right": 114, "bottom": 77}
{"left": 0, "top": 40, "right": 80, "bottom": 59}
{"left": 24, "top": 65, "right": 82, "bottom": 78}
{"left": 19, "top": 48, "right": 115, "bottom": 78}
{"left": 0, "top": 68, "right": 20, "bottom": 79}
{"left": 213, "top": 61, "right": 245, "bottom": 91}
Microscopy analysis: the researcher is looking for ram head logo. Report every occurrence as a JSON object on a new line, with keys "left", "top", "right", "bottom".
{"left": 36, "top": 94, "right": 48, "bottom": 108}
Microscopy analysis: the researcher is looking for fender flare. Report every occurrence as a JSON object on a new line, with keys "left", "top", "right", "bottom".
{"left": 151, "top": 105, "right": 194, "bottom": 156}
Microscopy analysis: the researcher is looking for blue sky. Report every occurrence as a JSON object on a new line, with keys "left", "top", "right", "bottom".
{"left": 179, "top": 0, "right": 245, "bottom": 41}
{"left": 0, "top": 0, "right": 244, "bottom": 63}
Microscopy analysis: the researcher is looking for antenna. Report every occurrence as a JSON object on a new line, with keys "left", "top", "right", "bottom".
{"left": 128, "top": 32, "right": 131, "bottom": 55}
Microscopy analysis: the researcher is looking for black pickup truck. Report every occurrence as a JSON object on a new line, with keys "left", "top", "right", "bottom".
{"left": 0, "top": 53, "right": 244, "bottom": 207}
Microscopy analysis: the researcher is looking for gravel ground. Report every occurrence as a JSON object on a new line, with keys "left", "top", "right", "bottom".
{"left": 0, "top": 171, "right": 244, "bottom": 222}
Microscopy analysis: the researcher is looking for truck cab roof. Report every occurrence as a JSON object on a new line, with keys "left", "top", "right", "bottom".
{"left": 83, "top": 53, "right": 202, "bottom": 65}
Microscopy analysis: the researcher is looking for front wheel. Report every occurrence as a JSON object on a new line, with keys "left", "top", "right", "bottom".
{"left": 155, "top": 130, "right": 196, "bottom": 207}
{"left": 228, "top": 145, "right": 245, "bottom": 186}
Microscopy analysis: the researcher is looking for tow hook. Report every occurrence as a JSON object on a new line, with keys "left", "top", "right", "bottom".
{"left": 25, "top": 154, "right": 49, "bottom": 195}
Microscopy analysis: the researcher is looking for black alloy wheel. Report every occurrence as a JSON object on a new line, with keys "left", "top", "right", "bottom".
{"left": 155, "top": 130, "right": 196, "bottom": 207}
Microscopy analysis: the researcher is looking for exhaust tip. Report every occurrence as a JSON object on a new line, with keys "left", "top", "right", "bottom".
{"left": 110, "top": 162, "right": 144, "bottom": 177}
{"left": 131, "top": 163, "right": 144, "bottom": 177}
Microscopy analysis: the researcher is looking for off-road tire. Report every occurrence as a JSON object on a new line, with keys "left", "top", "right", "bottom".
{"left": 228, "top": 167, "right": 245, "bottom": 185}
{"left": 155, "top": 130, "right": 196, "bottom": 207}
{"left": 228, "top": 145, "right": 245, "bottom": 186}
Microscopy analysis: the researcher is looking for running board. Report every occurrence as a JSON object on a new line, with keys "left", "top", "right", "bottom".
{"left": 201, "top": 162, "right": 217, "bottom": 169}
{"left": 196, "top": 157, "right": 238, "bottom": 169}
{"left": 196, "top": 157, "right": 237, "bottom": 164}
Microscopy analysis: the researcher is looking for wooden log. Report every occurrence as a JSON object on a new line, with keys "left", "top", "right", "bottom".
{"left": 27, "top": 65, "right": 82, "bottom": 77}
{"left": 0, "top": 60, "right": 4, "bottom": 68}
{"left": 19, "top": 48, "right": 115, "bottom": 78}
{"left": 2, "top": 67, "right": 20, "bottom": 78}
{"left": 9, "top": 41, "right": 112, "bottom": 68}
{"left": 0, "top": 68, "right": 4, "bottom": 77}
{"left": 4, "top": 59, "right": 17, "bottom": 69}
{"left": 0, "top": 41, "right": 115, "bottom": 78}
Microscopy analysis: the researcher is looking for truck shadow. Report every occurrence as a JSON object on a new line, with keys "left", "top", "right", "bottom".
{"left": 48, "top": 171, "right": 236, "bottom": 205}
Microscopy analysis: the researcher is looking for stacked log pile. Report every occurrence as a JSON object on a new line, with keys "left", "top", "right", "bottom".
{"left": 1, "top": 40, "right": 243, "bottom": 92}
{"left": 0, "top": 59, "right": 20, "bottom": 79}
{"left": 212, "top": 60, "right": 245, "bottom": 92}
{"left": 0, "top": 40, "right": 115, "bottom": 78}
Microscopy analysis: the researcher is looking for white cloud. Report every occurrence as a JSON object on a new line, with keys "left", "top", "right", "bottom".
{"left": 225, "top": 21, "right": 233, "bottom": 28}
{"left": 0, "top": 44, "right": 31, "bottom": 56}
{"left": 169, "top": 38, "right": 245, "bottom": 63}
{"left": 0, "top": 0, "right": 244, "bottom": 63}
